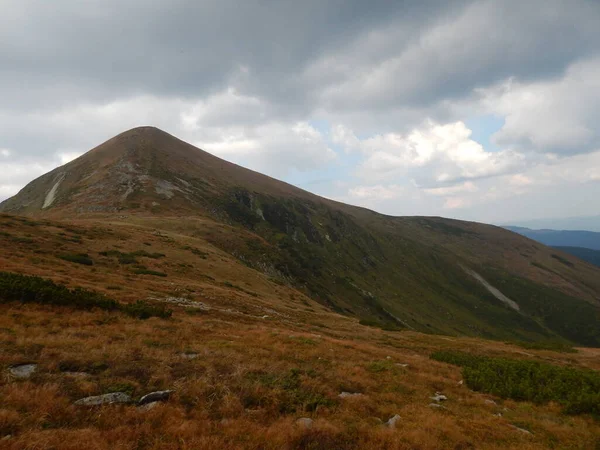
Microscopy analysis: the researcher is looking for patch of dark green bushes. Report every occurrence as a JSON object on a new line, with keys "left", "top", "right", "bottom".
{"left": 100, "top": 249, "right": 165, "bottom": 265}
{"left": 513, "top": 340, "right": 577, "bottom": 353}
{"left": 430, "top": 350, "right": 600, "bottom": 416}
{"left": 58, "top": 253, "right": 94, "bottom": 265}
{"left": 133, "top": 268, "right": 168, "bottom": 277}
{"left": 0, "top": 271, "right": 171, "bottom": 319}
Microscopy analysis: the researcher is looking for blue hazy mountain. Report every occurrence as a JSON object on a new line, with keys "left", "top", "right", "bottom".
{"left": 505, "top": 226, "right": 600, "bottom": 251}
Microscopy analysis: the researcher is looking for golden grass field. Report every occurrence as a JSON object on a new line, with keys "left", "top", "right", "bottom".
{"left": 1, "top": 213, "right": 599, "bottom": 449}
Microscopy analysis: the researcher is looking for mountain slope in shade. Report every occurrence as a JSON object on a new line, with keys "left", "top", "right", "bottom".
{"left": 2, "top": 126, "right": 600, "bottom": 346}
{"left": 553, "top": 246, "right": 600, "bottom": 267}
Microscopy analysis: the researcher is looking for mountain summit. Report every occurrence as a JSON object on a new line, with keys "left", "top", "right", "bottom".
{"left": 0, "top": 126, "right": 314, "bottom": 216}
{"left": 2, "top": 127, "right": 600, "bottom": 345}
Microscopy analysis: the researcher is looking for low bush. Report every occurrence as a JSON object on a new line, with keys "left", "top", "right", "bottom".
{"left": 431, "top": 350, "right": 600, "bottom": 415}
{"left": 58, "top": 253, "right": 94, "bottom": 266}
{"left": 0, "top": 271, "right": 171, "bottom": 319}
{"left": 133, "top": 269, "right": 167, "bottom": 277}
{"left": 513, "top": 340, "right": 577, "bottom": 353}
{"left": 100, "top": 249, "right": 165, "bottom": 265}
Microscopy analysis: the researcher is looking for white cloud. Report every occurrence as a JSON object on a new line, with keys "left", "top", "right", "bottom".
{"left": 478, "top": 57, "right": 600, "bottom": 155}
{"left": 423, "top": 181, "right": 478, "bottom": 196}
{"left": 348, "top": 184, "right": 403, "bottom": 201}
{"left": 335, "top": 120, "right": 523, "bottom": 186}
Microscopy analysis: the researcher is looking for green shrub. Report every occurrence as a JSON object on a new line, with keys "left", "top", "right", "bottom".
{"left": 431, "top": 350, "right": 600, "bottom": 416}
{"left": 122, "top": 300, "right": 172, "bottom": 319}
{"left": 100, "top": 249, "right": 165, "bottom": 265}
{"left": 513, "top": 340, "right": 577, "bottom": 353}
{"left": 0, "top": 271, "right": 170, "bottom": 320}
{"left": 133, "top": 269, "right": 167, "bottom": 277}
{"left": 58, "top": 253, "right": 94, "bottom": 266}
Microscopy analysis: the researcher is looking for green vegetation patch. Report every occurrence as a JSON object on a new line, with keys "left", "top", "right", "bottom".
{"left": 0, "top": 271, "right": 172, "bottom": 319}
{"left": 100, "top": 249, "right": 165, "bottom": 265}
{"left": 431, "top": 350, "right": 600, "bottom": 416}
{"left": 58, "top": 253, "right": 94, "bottom": 266}
{"left": 133, "top": 268, "right": 168, "bottom": 277}
{"left": 513, "top": 340, "right": 577, "bottom": 353}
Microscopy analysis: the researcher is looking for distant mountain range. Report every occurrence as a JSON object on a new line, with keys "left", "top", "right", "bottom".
{"left": 505, "top": 216, "right": 600, "bottom": 232}
{"left": 504, "top": 226, "right": 600, "bottom": 250}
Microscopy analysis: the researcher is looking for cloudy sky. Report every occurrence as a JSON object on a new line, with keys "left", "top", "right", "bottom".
{"left": 2, "top": 0, "right": 600, "bottom": 224}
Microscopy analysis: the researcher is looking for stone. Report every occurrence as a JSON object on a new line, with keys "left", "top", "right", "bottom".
{"left": 74, "top": 392, "right": 131, "bottom": 406}
{"left": 385, "top": 414, "right": 401, "bottom": 428}
{"left": 138, "top": 390, "right": 173, "bottom": 405}
{"left": 9, "top": 364, "right": 37, "bottom": 379}
{"left": 180, "top": 352, "right": 199, "bottom": 359}
{"left": 295, "top": 418, "right": 313, "bottom": 429}
{"left": 458, "top": 380, "right": 464, "bottom": 385}
{"left": 395, "top": 363, "right": 409, "bottom": 368}
{"left": 339, "top": 392, "right": 364, "bottom": 399}
{"left": 137, "top": 401, "right": 160, "bottom": 412}
{"left": 512, "top": 426, "right": 532, "bottom": 435}
{"left": 430, "top": 392, "right": 447, "bottom": 402}
{"left": 428, "top": 403, "right": 445, "bottom": 409}
{"left": 485, "top": 399, "right": 497, "bottom": 406}
{"left": 64, "top": 371, "right": 91, "bottom": 378}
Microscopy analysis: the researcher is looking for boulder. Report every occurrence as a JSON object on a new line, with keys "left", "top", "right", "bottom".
{"left": 339, "top": 392, "right": 364, "bottom": 399}
{"left": 385, "top": 414, "right": 401, "bottom": 428}
{"left": 138, "top": 390, "right": 173, "bottom": 405}
{"left": 9, "top": 364, "right": 37, "bottom": 379}
{"left": 74, "top": 392, "right": 131, "bottom": 406}
{"left": 430, "top": 392, "right": 447, "bottom": 402}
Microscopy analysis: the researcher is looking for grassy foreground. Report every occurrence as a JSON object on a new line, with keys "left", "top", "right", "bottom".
{"left": 1, "top": 213, "right": 599, "bottom": 449}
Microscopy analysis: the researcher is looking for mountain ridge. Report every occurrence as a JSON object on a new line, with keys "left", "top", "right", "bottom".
{"left": 2, "top": 126, "right": 600, "bottom": 346}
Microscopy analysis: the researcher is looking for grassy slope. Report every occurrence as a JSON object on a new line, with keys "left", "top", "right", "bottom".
{"left": 1, "top": 214, "right": 600, "bottom": 449}
{"left": 1, "top": 127, "right": 600, "bottom": 346}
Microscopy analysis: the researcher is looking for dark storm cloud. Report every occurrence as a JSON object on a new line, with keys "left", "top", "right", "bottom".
{"left": 1, "top": 0, "right": 600, "bottom": 213}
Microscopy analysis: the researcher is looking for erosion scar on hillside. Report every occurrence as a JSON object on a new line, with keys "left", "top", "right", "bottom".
{"left": 461, "top": 265, "right": 520, "bottom": 311}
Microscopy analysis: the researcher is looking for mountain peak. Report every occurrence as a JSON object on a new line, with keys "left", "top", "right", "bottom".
{"left": 0, "top": 126, "right": 308, "bottom": 216}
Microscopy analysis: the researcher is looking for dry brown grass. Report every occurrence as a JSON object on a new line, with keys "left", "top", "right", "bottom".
{"left": 1, "top": 214, "right": 599, "bottom": 449}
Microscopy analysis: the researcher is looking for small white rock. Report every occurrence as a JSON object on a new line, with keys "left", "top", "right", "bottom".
{"left": 430, "top": 392, "right": 447, "bottom": 402}
{"left": 485, "top": 399, "right": 497, "bottom": 406}
{"left": 339, "top": 392, "right": 364, "bottom": 399}
{"left": 385, "top": 414, "right": 401, "bottom": 428}
{"left": 295, "top": 418, "right": 313, "bottom": 429}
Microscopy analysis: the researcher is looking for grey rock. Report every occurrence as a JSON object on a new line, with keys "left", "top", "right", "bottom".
{"left": 295, "top": 418, "right": 313, "bottom": 429}
{"left": 138, "top": 390, "right": 173, "bottom": 405}
{"left": 512, "top": 426, "right": 532, "bottom": 435}
{"left": 430, "top": 392, "right": 447, "bottom": 402}
{"left": 137, "top": 401, "right": 160, "bottom": 412}
{"left": 9, "top": 364, "right": 37, "bottom": 379}
{"left": 428, "top": 403, "right": 446, "bottom": 409}
{"left": 64, "top": 371, "right": 91, "bottom": 378}
{"left": 385, "top": 414, "right": 401, "bottom": 428}
{"left": 180, "top": 352, "right": 199, "bottom": 359}
{"left": 74, "top": 392, "right": 131, "bottom": 406}
{"left": 485, "top": 399, "right": 497, "bottom": 406}
{"left": 339, "top": 392, "right": 364, "bottom": 399}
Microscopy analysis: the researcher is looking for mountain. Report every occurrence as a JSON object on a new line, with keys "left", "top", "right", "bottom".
{"left": 504, "top": 215, "right": 600, "bottom": 232}
{"left": 3, "top": 126, "right": 600, "bottom": 346}
{"left": 505, "top": 226, "right": 600, "bottom": 250}
{"left": 553, "top": 246, "right": 600, "bottom": 268}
